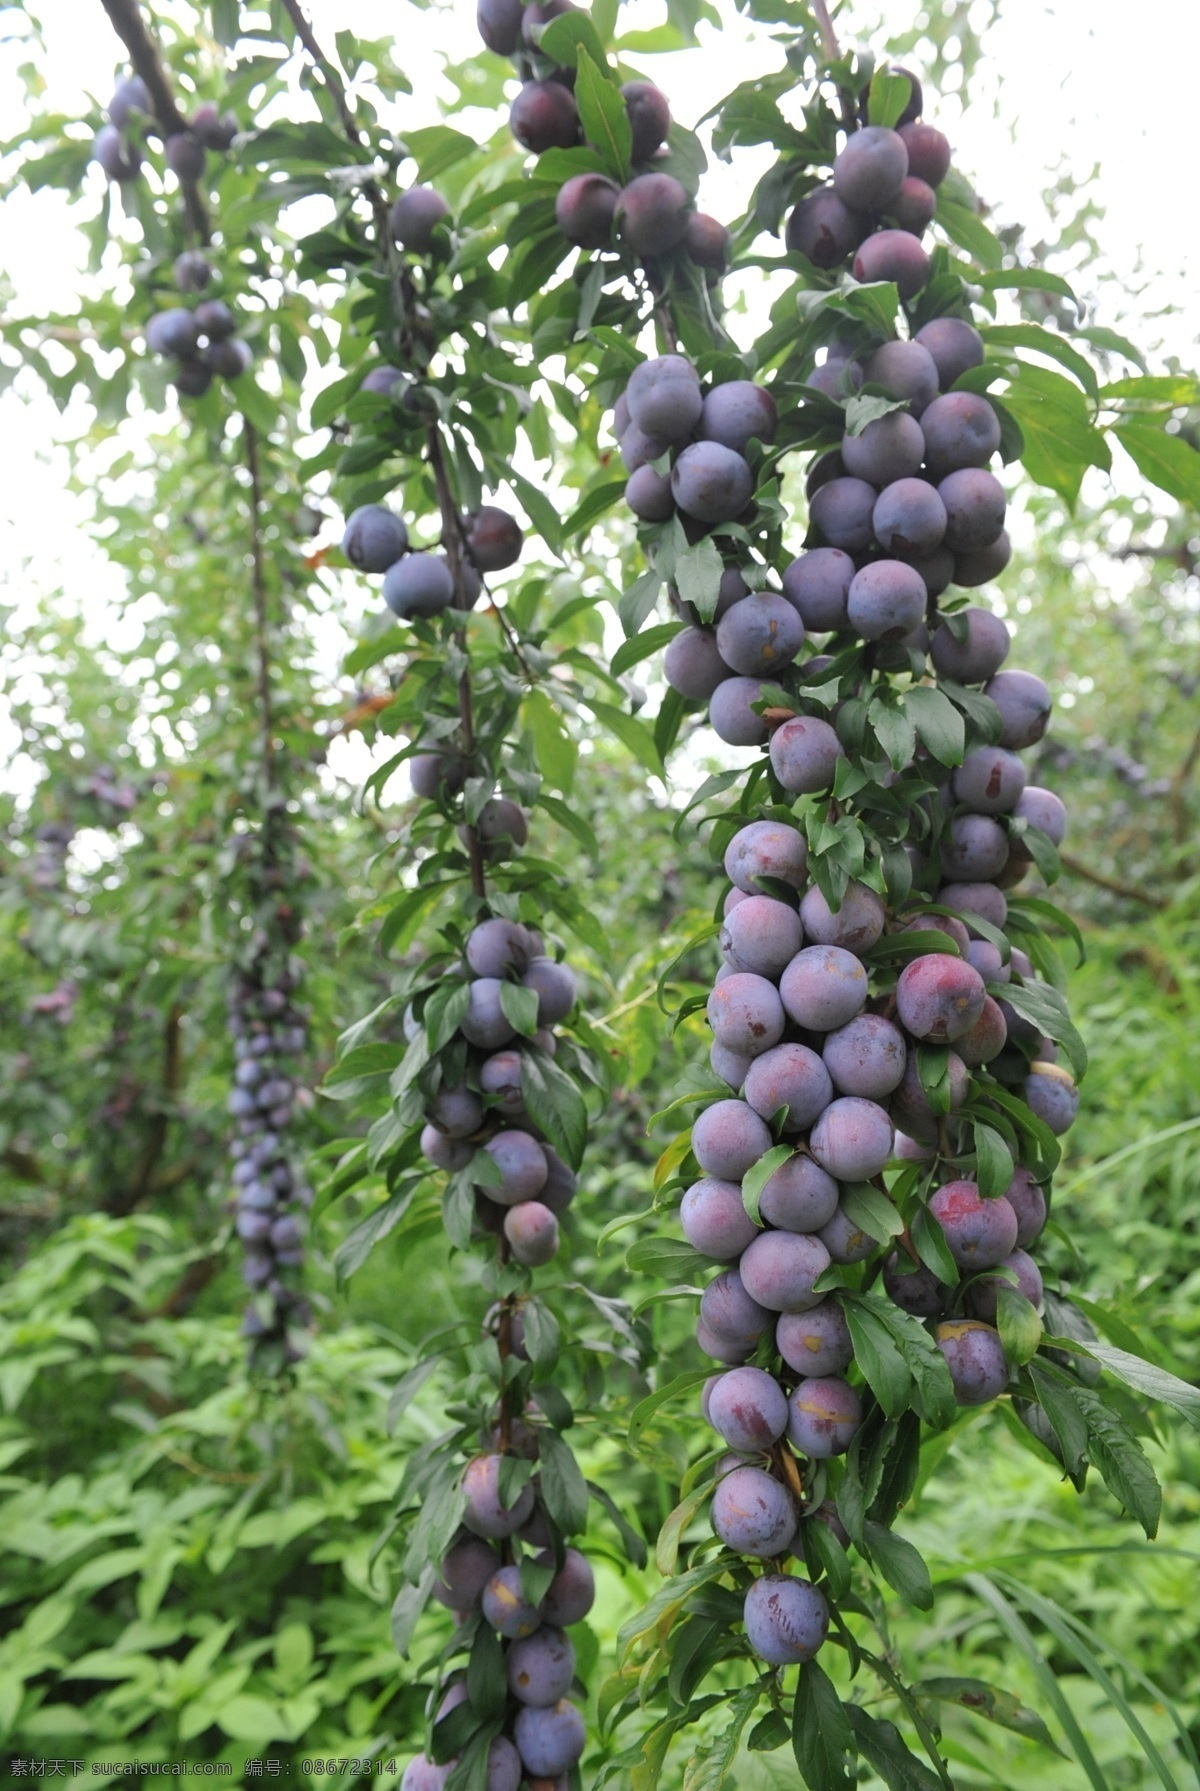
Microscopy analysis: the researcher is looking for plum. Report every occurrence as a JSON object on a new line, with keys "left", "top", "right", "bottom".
{"left": 810, "top": 1096, "right": 894, "bottom": 1180}
{"left": 626, "top": 463, "right": 674, "bottom": 522}
{"left": 555, "top": 171, "right": 619, "bottom": 248}
{"left": 720, "top": 896, "right": 804, "bottom": 980}
{"left": 883, "top": 1252, "right": 947, "bottom": 1317}
{"left": 513, "top": 1700, "right": 586, "bottom": 1776}
{"left": 928, "top": 1180, "right": 1019, "bottom": 1268}
{"left": 865, "top": 339, "right": 939, "bottom": 415}
{"left": 724, "top": 819, "right": 809, "bottom": 894}
{"left": 898, "top": 120, "right": 952, "bottom": 187}
{"left": 174, "top": 249, "right": 211, "bottom": 293}
{"left": 853, "top": 229, "right": 930, "bottom": 298}
{"left": 786, "top": 1376, "right": 862, "bottom": 1457}
{"left": 196, "top": 299, "right": 237, "bottom": 341}
{"left": 896, "top": 954, "right": 987, "bottom": 1042}
{"left": 383, "top": 552, "right": 455, "bottom": 620}
{"left": 663, "top": 626, "right": 730, "bottom": 699}
{"left": 93, "top": 124, "right": 141, "bottom": 182}
{"left": 706, "top": 974, "right": 786, "bottom": 1060}
{"left": 147, "top": 309, "right": 200, "bottom": 358}
{"left": 626, "top": 354, "right": 702, "bottom": 440}
{"left": 460, "top": 978, "right": 516, "bottom": 1051}
{"left": 1025, "top": 1064, "right": 1079, "bottom": 1134}
{"left": 921, "top": 392, "right": 1002, "bottom": 478}
{"left": 708, "top": 1364, "right": 790, "bottom": 1451}
{"left": 621, "top": 80, "right": 671, "bottom": 160}
{"left": 400, "top": 1757, "right": 447, "bottom": 1790}
{"left": 484, "top": 1130, "right": 549, "bottom": 1205}
{"left": 758, "top": 1153, "right": 840, "bottom": 1233}
{"left": 165, "top": 132, "right": 206, "bottom": 181}
{"left": 780, "top": 944, "right": 868, "bottom": 1031}
{"left": 833, "top": 125, "right": 908, "bottom": 212}
{"left": 692, "top": 1097, "right": 773, "bottom": 1179}
{"left": 391, "top": 185, "right": 449, "bottom": 251}
{"left": 700, "top": 1268, "right": 772, "bottom": 1358}
{"left": 798, "top": 882, "right": 886, "bottom": 955}
{"left": 539, "top": 1547, "right": 595, "bottom": 1627}
{"left": 847, "top": 558, "right": 927, "bottom": 640}
{"left": 466, "top": 917, "right": 532, "bottom": 978}
{"left": 889, "top": 174, "right": 937, "bottom": 234}
{"left": 743, "top": 1042, "right": 833, "bottom": 1132}
{"left": 818, "top": 1203, "right": 877, "bottom": 1264}
{"left": 810, "top": 476, "right": 878, "bottom": 553}
{"left": 478, "top": 0, "right": 525, "bottom": 52}
{"left": 711, "top": 1464, "right": 798, "bottom": 1557}
{"left": 615, "top": 172, "right": 690, "bottom": 255}
{"left": 107, "top": 74, "right": 149, "bottom": 128}
{"left": 619, "top": 423, "right": 670, "bottom": 474}
{"left": 984, "top": 669, "right": 1052, "bottom": 750}
{"left": 462, "top": 1453, "right": 536, "bottom": 1537}
{"left": 823, "top": 1012, "right": 907, "bottom": 1099}
{"left": 781, "top": 547, "right": 854, "bottom": 632}
{"left": 521, "top": 956, "right": 576, "bottom": 1024}
{"left": 953, "top": 745, "right": 1027, "bottom": 814}
{"left": 673, "top": 442, "right": 755, "bottom": 525}
{"left": 872, "top": 476, "right": 947, "bottom": 558}
{"left": 769, "top": 716, "right": 844, "bottom": 794}
{"left": 968, "top": 1247, "right": 1044, "bottom": 1323}
{"left": 504, "top": 1201, "right": 560, "bottom": 1266}
{"left": 787, "top": 185, "right": 863, "bottom": 267}
{"left": 709, "top": 677, "right": 768, "bottom": 746}
{"left": 956, "top": 995, "right": 1008, "bottom": 1067}
{"left": 699, "top": 382, "right": 777, "bottom": 456}
{"left": 776, "top": 1298, "right": 853, "bottom": 1377}
{"left": 744, "top": 1574, "right": 829, "bottom": 1665}
{"left": 429, "top": 1084, "right": 484, "bottom": 1138}
{"left": 907, "top": 544, "right": 955, "bottom": 598}
{"left": 432, "top": 1536, "right": 501, "bottom": 1611}
{"left": 841, "top": 411, "right": 925, "bottom": 486}
{"left": 343, "top": 504, "right": 409, "bottom": 574}
{"left": 680, "top": 1178, "right": 759, "bottom": 1261}
{"left": 942, "top": 813, "right": 1010, "bottom": 882}
{"left": 739, "top": 1229, "right": 831, "bottom": 1312}
{"left": 511, "top": 81, "right": 581, "bottom": 153}
{"left": 684, "top": 211, "right": 731, "bottom": 271}
{"left": 485, "top": 1739, "right": 522, "bottom": 1791}
{"left": 711, "top": 1040, "right": 752, "bottom": 1090}
{"left": 465, "top": 505, "right": 523, "bottom": 571}
{"left": 889, "top": 1048, "right": 968, "bottom": 1143}
{"left": 936, "top": 1319, "right": 1009, "bottom": 1404}
{"left": 1003, "top": 1165, "right": 1048, "bottom": 1246}
{"left": 421, "top": 1124, "right": 475, "bottom": 1172}
{"left": 507, "top": 1625, "right": 574, "bottom": 1706}
{"left": 939, "top": 468, "right": 1006, "bottom": 551}
{"left": 482, "top": 1564, "right": 544, "bottom": 1638}
{"left": 930, "top": 606, "right": 1011, "bottom": 682}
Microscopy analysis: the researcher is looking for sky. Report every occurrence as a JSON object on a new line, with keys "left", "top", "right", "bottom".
{"left": 0, "top": 0, "right": 1197, "bottom": 808}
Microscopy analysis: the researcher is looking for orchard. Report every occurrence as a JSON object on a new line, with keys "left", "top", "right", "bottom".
{"left": 2, "top": 1, "right": 1200, "bottom": 1788}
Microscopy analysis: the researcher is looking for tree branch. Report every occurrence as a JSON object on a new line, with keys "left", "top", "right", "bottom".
{"left": 96, "top": 0, "right": 210, "bottom": 243}
{"left": 1057, "top": 852, "right": 1167, "bottom": 910}
{"left": 243, "top": 418, "right": 278, "bottom": 804}
{"left": 277, "top": 0, "right": 362, "bottom": 146}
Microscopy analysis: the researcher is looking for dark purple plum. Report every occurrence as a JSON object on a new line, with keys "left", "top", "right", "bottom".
{"left": 391, "top": 185, "right": 449, "bottom": 251}
{"left": 513, "top": 1700, "right": 585, "bottom": 1776}
{"left": 739, "top": 1229, "right": 831, "bottom": 1312}
{"left": 786, "top": 1376, "right": 862, "bottom": 1457}
{"left": 711, "top": 1041, "right": 751, "bottom": 1089}
{"left": 93, "top": 124, "right": 140, "bottom": 182}
{"left": 968, "top": 1247, "right": 1044, "bottom": 1322}
{"left": 469, "top": 796, "right": 530, "bottom": 861}
{"left": 744, "top": 1574, "right": 829, "bottom": 1665}
{"left": 872, "top": 478, "right": 947, "bottom": 557}
{"left": 625, "top": 463, "right": 674, "bottom": 521}
{"left": 769, "top": 716, "right": 844, "bottom": 794}
{"left": 711, "top": 1465, "right": 798, "bottom": 1557}
{"left": 619, "top": 423, "right": 669, "bottom": 473}
{"left": 916, "top": 316, "right": 985, "bottom": 389}
{"left": 462, "top": 1453, "right": 536, "bottom": 1537}
{"left": 936, "top": 1319, "right": 1009, "bottom": 1404}
{"left": 833, "top": 125, "right": 908, "bottom": 212}
{"left": 615, "top": 172, "right": 690, "bottom": 255}
{"left": 681, "top": 1177, "right": 759, "bottom": 1261}
{"left": 539, "top": 1548, "right": 595, "bottom": 1627}
{"left": 521, "top": 955, "right": 576, "bottom": 1024}
{"left": 174, "top": 249, "right": 211, "bottom": 292}
{"left": 743, "top": 1042, "right": 833, "bottom": 1131}
{"left": 798, "top": 882, "right": 886, "bottom": 955}
{"left": 1011, "top": 786, "right": 1067, "bottom": 856}
{"left": 956, "top": 995, "right": 1008, "bottom": 1067}
{"left": 708, "top": 1364, "right": 789, "bottom": 1451}
{"left": 896, "top": 954, "right": 987, "bottom": 1042}
{"left": 888, "top": 175, "right": 937, "bottom": 234}
{"left": 1004, "top": 1165, "right": 1048, "bottom": 1247}
{"left": 823, "top": 1012, "right": 906, "bottom": 1098}
{"left": 383, "top": 552, "right": 455, "bottom": 619}
{"left": 779, "top": 945, "right": 868, "bottom": 1031}
{"left": 684, "top": 211, "right": 731, "bottom": 271}
{"left": 510, "top": 81, "right": 581, "bottom": 153}
{"left": 478, "top": 0, "right": 525, "bottom": 52}
{"left": 401, "top": 1755, "right": 447, "bottom": 1789}
{"left": 432, "top": 1536, "right": 501, "bottom": 1610}
{"left": 465, "top": 505, "right": 523, "bottom": 571}
{"left": 847, "top": 558, "right": 927, "bottom": 640}
{"left": 853, "top": 229, "right": 930, "bottom": 298}
{"left": 809, "top": 476, "right": 877, "bottom": 553}
{"left": 984, "top": 669, "right": 1052, "bottom": 750}
{"left": 967, "top": 939, "right": 1009, "bottom": 983}
{"left": 147, "top": 309, "right": 200, "bottom": 358}
{"left": 865, "top": 339, "right": 939, "bottom": 414}
{"left": 195, "top": 299, "right": 237, "bottom": 341}
{"left": 715, "top": 593, "right": 803, "bottom": 677}
{"left": 107, "top": 74, "right": 148, "bottom": 128}
{"left": 724, "top": 819, "right": 808, "bottom": 894}
{"left": 663, "top": 627, "right": 730, "bottom": 699}
{"left": 818, "top": 1202, "right": 877, "bottom": 1263}
{"left": 921, "top": 392, "right": 1002, "bottom": 478}
{"left": 929, "top": 1180, "right": 1019, "bottom": 1268}
{"left": 930, "top": 606, "right": 1011, "bottom": 682}
{"left": 841, "top": 411, "right": 925, "bottom": 486}
{"left": 165, "top": 132, "right": 206, "bottom": 181}
{"left": 808, "top": 357, "right": 864, "bottom": 400}
{"left": 907, "top": 544, "right": 955, "bottom": 597}
{"left": 758, "top": 1154, "right": 840, "bottom": 1233}
{"left": 692, "top": 1098, "right": 773, "bottom": 1179}
{"left": 938, "top": 881, "right": 1009, "bottom": 935}
{"left": 1025, "top": 1065, "right": 1079, "bottom": 1134}
{"left": 508, "top": 1625, "right": 575, "bottom": 1707}
{"left": 461, "top": 978, "right": 516, "bottom": 1051}
{"left": 429, "top": 1084, "right": 484, "bottom": 1138}
{"left": 709, "top": 677, "right": 767, "bottom": 746}
{"left": 953, "top": 530, "right": 1013, "bottom": 586}
{"left": 480, "top": 1049, "right": 525, "bottom": 1115}
{"left": 699, "top": 1269, "right": 772, "bottom": 1358}
{"left": 698, "top": 382, "right": 777, "bottom": 456}
{"left": 942, "top": 813, "right": 1010, "bottom": 881}
{"left": 781, "top": 547, "right": 854, "bottom": 631}
{"left": 786, "top": 185, "right": 863, "bottom": 267}
{"left": 707, "top": 974, "right": 786, "bottom": 1059}
{"left": 555, "top": 171, "right": 619, "bottom": 248}
{"left": 621, "top": 80, "right": 671, "bottom": 160}
{"left": 939, "top": 468, "right": 1006, "bottom": 551}
{"left": 898, "top": 120, "right": 951, "bottom": 186}
{"left": 883, "top": 1252, "right": 947, "bottom": 1317}
{"left": 504, "top": 1200, "right": 560, "bottom": 1266}
{"left": 482, "top": 1563, "right": 544, "bottom": 1638}
{"left": 466, "top": 917, "right": 532, "bottom": 978}
{"left": 539, "top": 1146, "right": 577, "bottom": 1216}
{"left": 777, "top": 1299, "right": 853, "bottom": 1377}
{"left": 626, "top": 354, "right": 702, "bottom": 440}
{"left": 343, "top": 504, "right": 409, "bottom": 573}
{"left": 484, "top": 1129, "right": 549, "bottom": 1205}
{"left": 672, "top": 442, "right": 755, "bottom": 525}
{"left": 953, "top": 745, "right": 1027, "bottom": 814}
{"left": 809, "top": 1096, "right": 894, "bottom": 1180}
{"left": 720, "top": 896, "right": 804, "bottom": 980}
{"left": 421, "top": 1124, "right": 474, "bottom": 1172}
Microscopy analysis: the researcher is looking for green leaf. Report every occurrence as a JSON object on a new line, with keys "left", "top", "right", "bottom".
{"left": 996, "top": 1282, "right": 1042, "bottom": 1367}
{"left": 911, "top": 1205, "right": 958, "bottom": 1287}
{"left": 844, "top": 1302, "right": 911, "bottom": 1418}
{"left": 563, "top": 477, "right": 627, "bottom": 537}
{"left": 904, "top": 685, "right": 964, "bottom": 767}
{"left": 674, "top": 534, "right": 725, "bottom": 623}
{"left": 1073, "top": 1385, "right": 1162, "bottom": 1537}
{"left": 1002, "top": 363, "right": 1110, "bottom": 507}
{"left": 537, "top": 10, "right": 614, "bottom": 74}
{"left": 935, "top": 194, "right": 1004, "bottom": 269}
{"left": 507, "top": 467, "right": 566, "bottom": 554}
{"left": 977, "top": 267, "right": 1080, "bottom": 307}
{"left": 626, "top": 1234, "right": 707, "bottom": 1278}
{"left": 682, "top": 1686, "right": 760, "bottom": 1789}
{"left": 853, "top": 1292, "right": 957, "bottom": 1429}
{"left": 618, "top": 568, "right": 664, "bottom": 636}
{"left": 1102, "top": 374, "right": 1200, "bottom": 404}
{"left": 1114, "top": 421, "right": 1200, "bottom": 512}
{"left": 914, "top": 1677, "right": 1060, "bottom": 1752}
{"left": 740, "top": 1143, "right": 793, "bottom": 1223}
{"left": 867, "top": 67, "right": 915, "bottom": 129}
{"left": 656, "top": 1482, "right": 710, "bottom": 1575}
{"left": 333, "top": 1187, "right": 415, "bottom": 1281}
{"left": 575, "top": 48, "right": 632, "bottom": 181}
{"left": 839, "top": 1183, "right": 904, "bottom": 1244}
{"left": 611, "top": 621, "right": 682, "bottom": 678}
{"left": 861, "top": 1520, "right": 934, "bottom": 1610}
{"left": 1081, "top": 1342, "right": 1200, "bottom": 1432}
{"left": 1027, "top": 1361, "right": 1089, "bottom": 1476}
{"left": 972, "top": 1121, "right": 1015, "bottom": 1201}
{"left": 524, "top": 687, "right": 578, "bottom": 794}
{"left": 793, "top": 1661, "right": 855, "bottom": 1791}
{"left": 999, "top": 979, "right": 1088, "bottom": 1079}
{"left": 498, "top": 980, "right": 541, "bottom": 1038}
{"left": 629, "top": 1369, "right": 712, "bottom": 1453}
{"left": 981, "top": 323, "right": 1098, "bottom": 399}
{"left": 520, "top": 1046, "right": 588, "bottom": 1169}
{"left": 844, "top": 1706, "right": 944, "bottom": 1791}
{"left": 538, "top": 1427, "right": 590, "bottom": 1534}
{"left": 584, "top": 697, "right": 665, "bottom": 777}
{"left": 868, "top": 694, "right": 917, "bottom": 770}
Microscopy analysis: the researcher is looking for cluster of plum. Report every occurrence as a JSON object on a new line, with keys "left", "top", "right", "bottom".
{"left": 145, "top": 249, "right": 252, "bottom": 398}
{"left": 225, "top": 946, "right": 312, "bottom": 1363}
{"left": 402, "top": 1457, "right": 594, "bottom": 1787}
{"left": 92, "top": 69, "right": 236, "bottom": 186}
{"left": 29, "top": 819, "right": 76, "bottom": 894}
{"left": 785, "top": 66, "right": 952, "bottom": 289}
{"left": 477, "top": 0, "right": 728, "bottom": 272}
{"left": 341, "top": 498, "right": 523, "bottom": 620}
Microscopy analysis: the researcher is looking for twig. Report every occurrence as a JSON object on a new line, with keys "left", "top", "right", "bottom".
{"left": 277, "top": 0, "right": 363, "bottom": 147}
{"left": 1057, "top": 851, "right": 1167, "bottom": 910}
{"left": 96, "top": 0, "right": 211, "bottom": 243}
{"left": 808, "top": 0, "right": 858, "bottom": 135}
{"left": 107, "top": 1003, "right": 183, "bottom": 1215}
{"left": 1170, "top": 721, "right": 1200, "bottom": 848}
{"left": 243, "top": 418, "right": 277, "bottom": 803}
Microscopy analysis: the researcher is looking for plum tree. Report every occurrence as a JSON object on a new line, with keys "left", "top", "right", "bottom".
{"left": 743, "top": 1575, "right": 829, "bottom": 1665}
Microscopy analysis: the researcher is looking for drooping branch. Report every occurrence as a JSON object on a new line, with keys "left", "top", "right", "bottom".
{"left": 96, "top": 0, "right": 211, "bottom": 243}
{"left": 243, "top": 418, "right": 278, "bottom": 805}
{"left": 277, "top": 0, "right": 363, "bottom": 147}
{"left": 1058, "top": 851, "right": 1167, "bottom": 910}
